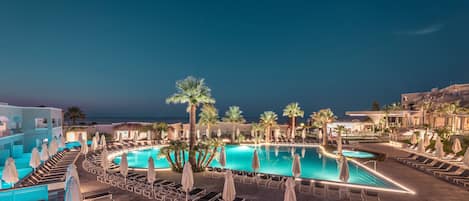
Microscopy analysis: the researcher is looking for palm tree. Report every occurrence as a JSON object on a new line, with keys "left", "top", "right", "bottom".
{"left": 259, "top": 111, "right": 278, "bottom": 143}
{"left": 152, "top": 122, "right": 168, "bottom": 140}
{"left": 198, "top": 104, "right": 219, "bottom": 138}
{"left": 166, "top": 76, "right": 215, "bottom": 166}
{"left": 64, "top": 106, "right": 85, "bottom": 125}
{"left": 310, "top": 108, "right": 337, "bottom": 146}
{"left": 222, "top": 106, "right": 246, "bottom": 143}
{"left": 419, "top": 99, "right": 433, "bottom": 127}
{"left": 334, "top": 125, "right": 346, "bottom": 140}
{"left": 283, "top": 102, "right": 304, "bottom": 140}
{"left": 439, "top": 101, "right": 465, "bottom": 132}
{"left": 382, "top": 102, "right": 402, "bottom": 129}
{"left": 250, "top": 122, "right": 264, "bottom": 143}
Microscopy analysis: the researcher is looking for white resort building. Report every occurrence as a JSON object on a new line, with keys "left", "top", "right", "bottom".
{"left": 0, "top": 102, "right": 63, "bottom": 163}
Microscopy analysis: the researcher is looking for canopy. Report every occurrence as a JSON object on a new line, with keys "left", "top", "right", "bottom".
{"left": 101, "top": 149, "right": 109, "bottom": 171}
{"left": 49, "top": 138, "right": 58, "bottom": 156}
{"left": 29, "top": 147, "right": 41, "bottom": 169}
{"left": 147, "top": 157, "right": 156, "bottom": 184}
{"left": 2, "top": 157, "right": 19, "bottom": 184}
{"left": 251, "top": 149, "right": 260, "bottom": 172}
{"left": 181, "top": 163, "right": 194, "bottom": 193}
{"left": 120, "top": 152, "right": 129, "bottom": 178}
{"left": 40, "top": 143, "right": 49, "bottom": 161}
{"left": 65, "top": 164, "right": 80, "bottom": 190}
{"left": 222, "top": 170, "right": 236, "bottom": 201}
{"left": 100, "top": 135, "right": 106, "bottom": 149}
{"left": 91, "top": 136, "right": 98, "bottom": 151}
{"left": 65, "top": 176, "right": 82, "bottom": 201}
{"left": 283, "top": 177, "right": 296, "bottom": 201}
{"left": 462, "top": 147, "right": 469, "bottom": 166}
{"left": 219, "top": 146, "right": 226, "bottom": 168}
{"left": 452, "top": 138, "right": 462, "bottom": 154}
{"left": 292, "top": 154, "right": 301, "bottom": 177}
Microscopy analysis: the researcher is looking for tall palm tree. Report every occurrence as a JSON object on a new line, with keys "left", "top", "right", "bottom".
{"left": 334, "top": 125, "right": 346, "bottom": 139}
{"left": 166, "top": 76, "right": 215, "bottom": 166}
{"left": 259, "top": 111, "right": 278, "bottom": 143}
{"left": 283, "top": 102, "right": 304, "bottom": 140}
{"left": 198, "top": 104, "right": 219, "bottom": 138}
{"left": 222, "top": 106, "right": 246, "bottom": 143}
{"left": 64, "top": 106, "right": 85, "bottom": 125}
{"left": 152, "top": 122, "right": 168, "bottom": 140}
{"left": 310, "top": 108, "right": 337, "bottom": 146}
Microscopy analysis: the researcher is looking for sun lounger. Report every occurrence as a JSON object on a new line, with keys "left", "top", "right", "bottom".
{"left": 195, "top": 192, "right": 221, "bottom": 201}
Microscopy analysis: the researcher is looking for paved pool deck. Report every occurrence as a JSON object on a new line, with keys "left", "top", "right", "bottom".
{"left": 74, "top": 143, "right": 469, "bottom": 201}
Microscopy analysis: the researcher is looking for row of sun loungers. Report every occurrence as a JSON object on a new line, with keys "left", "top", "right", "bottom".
{"left": 17, "top": 149, "right": 80, "bottom": 187}
{"left": 206, "top": 167, "right": 381, "bottom": 201}
{"left": 396, "top": 152, "right": 469, "bottom": 189}
{"left": 83, "top": 144, "right": 247, "bottom": 201}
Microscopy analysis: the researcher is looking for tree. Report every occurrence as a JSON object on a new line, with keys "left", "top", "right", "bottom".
{"left": 152, "top": 122, "right": 168, "bottom": 140}
{"left": 282, "top": 102, "right": 304, "bottom": 140}
{"left": 382, "top": 102, "right": 402, "bottom": 129}
{"left": 438, "top": 101, "right": 466, "bottom": 132}
{"left": 198, "top": 104, "right": 219, "bottom": 138}
{"left": 64, "top": 106, "right": 85, "bottom": 125}
{"left": 222, "top": 106, "right": 246, "bottom": 143}
{"left": 250, "top": 122, "right": 264, "bottom": 143}
{"left": 166, "top": 76, "right": 215, "bottom": 167}
{"left": 260, "top": 111, "right": 278, "bottom": 143}
{"left": 310, "top": 108, "right": 337, "bottom": 146}
{"left": 371, "top": 101, "right": 380, "bottom": 111}
{"left": 419, "top": 99, "right": 433, "bottom": 127}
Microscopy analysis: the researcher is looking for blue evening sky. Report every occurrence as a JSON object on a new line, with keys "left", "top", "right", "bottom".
{"left": 0, "top": 1, "right": 468, "bottom": 119}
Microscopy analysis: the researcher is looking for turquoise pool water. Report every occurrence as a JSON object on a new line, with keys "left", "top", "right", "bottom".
{"left": 113, "top": 145, "right": 401, "bottom": 190}
{"left": 333, "top": 150, "right": 376, "bottom": 159}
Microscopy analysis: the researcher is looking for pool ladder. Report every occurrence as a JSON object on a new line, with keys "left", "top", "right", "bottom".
{"left": 363, "top": 160, "right": 377, "bottom": 170}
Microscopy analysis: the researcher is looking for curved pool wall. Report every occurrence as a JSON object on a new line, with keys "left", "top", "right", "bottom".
{"left": 112, "top": 144, "right": 412, "bottom": 193}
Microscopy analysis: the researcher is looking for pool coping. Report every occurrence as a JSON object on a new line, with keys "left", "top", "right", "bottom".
{"left": 106, "top": 143, "right": 415, "bottom": 195}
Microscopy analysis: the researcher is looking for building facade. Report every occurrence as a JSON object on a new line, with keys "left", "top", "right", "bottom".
{"left": 347, "top": 83, "right": 469, "bottom": 133}
{"left": 0, "top": 102, "right": 63, "bottom": 162}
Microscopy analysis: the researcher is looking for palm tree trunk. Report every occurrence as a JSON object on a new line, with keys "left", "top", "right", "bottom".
{"left": 231, "top": 125, "right": 236, "bottom": 143}
{"left": 189, "top": 105, "right": 197, "bottom": 166}
{"left": 322, "top": 124, "right": 327, "bottom": 146}
{"left": 291, "top": 117, "right": 296, "bottom": 139}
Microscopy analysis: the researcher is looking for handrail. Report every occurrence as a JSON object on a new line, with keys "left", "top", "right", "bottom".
{"left": 363, "top": 160, "right": 377, "bottom": 170}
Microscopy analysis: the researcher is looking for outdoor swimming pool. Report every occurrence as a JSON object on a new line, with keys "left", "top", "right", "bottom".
{"left": 113, "top": 144, "right": 408, "bottom": 192}
{"left": 333, "top": 150, "right": 376, "bottom": 159}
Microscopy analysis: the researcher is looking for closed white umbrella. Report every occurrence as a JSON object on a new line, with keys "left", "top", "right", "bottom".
{"left": 339, "top": 155, "right": 350, "bottom": 182}
{"left": 292, "top": 154, "right": 301, "bottom": 178}
{"left": 120, "top": 152, "right": 129, "bottom": 183}
{"left": 40, "top": 143, "right": 49, "bottom": 161}
{"left": 65, "top": 164, "right": 80, "bottom": 190}
{"left": 222, "top": 170, "right": 236, "bottom": 201}
{"left": 417, "top": 139, "right": 425, "bottom": 153}
{"left": 301, "top": 147, "right": 306, "bottom": 158}
{"left": 94, "top": 132, "right": 100, "bottom": 147}
{"left": 236, "top": 128, "right": 240, "bottom": 138}
{"left": 219, "top": 147, "right": 226, "bottom": 168}
{"left": 49, "top": 138, "right": 58, "bottom": 156}
{"left": 65, "top": 176, "right": 82, "bottom": 201}
{"left": 59, "top": 135, "right": 66, "bottom": 148}
{"left": 463, "top": 147, "right": 469, "bottom": 166}
{"left": 435, "top": 137, "right": 445, "bottom": 158}
{"left": 452, "top": 138, "right": 462, "bottom": 154}
{"left": 423, "top": 134, "right": 430, "bottom": 147}
{"left": 411, "top": 134, "right": 417, "bottom": 145}
{"left": 301, "top": 129, "right": 306, "bottom": 142}
{"left": 100, "top": 135, "right": 106, "bottom": 149}
{"left": 147, "top": 157, "right": 156, "bottom": 184}
{"left": 2, "top": 157, "right": 19, "bottom": 187}
{"left": 101, "top": 149, "right": 109, "bottom": 172}
{"left": 217, "top": 128, "right": 222, "bottom": 138}
{"left": 91, "top": 136, "right": 98, "bottom": 151}
{"left": 283, "top": 177, "right": 296, "bottom": 201}
{"left": 29, "top": 148, "right": 41, "bottom": 169}
{"left": 80, "top": 138, "right": 88, "bottom": 155}
{"left": 274, "top": 129, "right": 280, "bottom": 142}
{"left": 181, "top": 163, "right": 194, "bottom": 201}
{"left": 252, "top": 149, "right": 260, "bottom": 173}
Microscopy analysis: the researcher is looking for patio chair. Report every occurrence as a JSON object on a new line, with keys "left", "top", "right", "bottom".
{"left": 326, "top": 185, "right": 341, "bottom": 201}
{"left": 348, "top": 188, "right": 364, "bottom": 201}
{"left": 312, "top": 182, "right": 326, "bottom": 200}
{"left": 298, "top": 180, "right": 312, "bottom": 193}
{"left": 267, "top": 175, "right": 285, "bottom": 189}
{"left": 256, "top": 174, "right": 271, "bottom": 187}
{"left": 363, "top": 190, "right": 381, "bottom": 201}
{"left": 195, "top": 192, "right": 221, "bottom": 201}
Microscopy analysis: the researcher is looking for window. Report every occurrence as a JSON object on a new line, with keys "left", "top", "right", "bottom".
{"left": 35, "top": 118, "right": 48, "bottom": 129}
